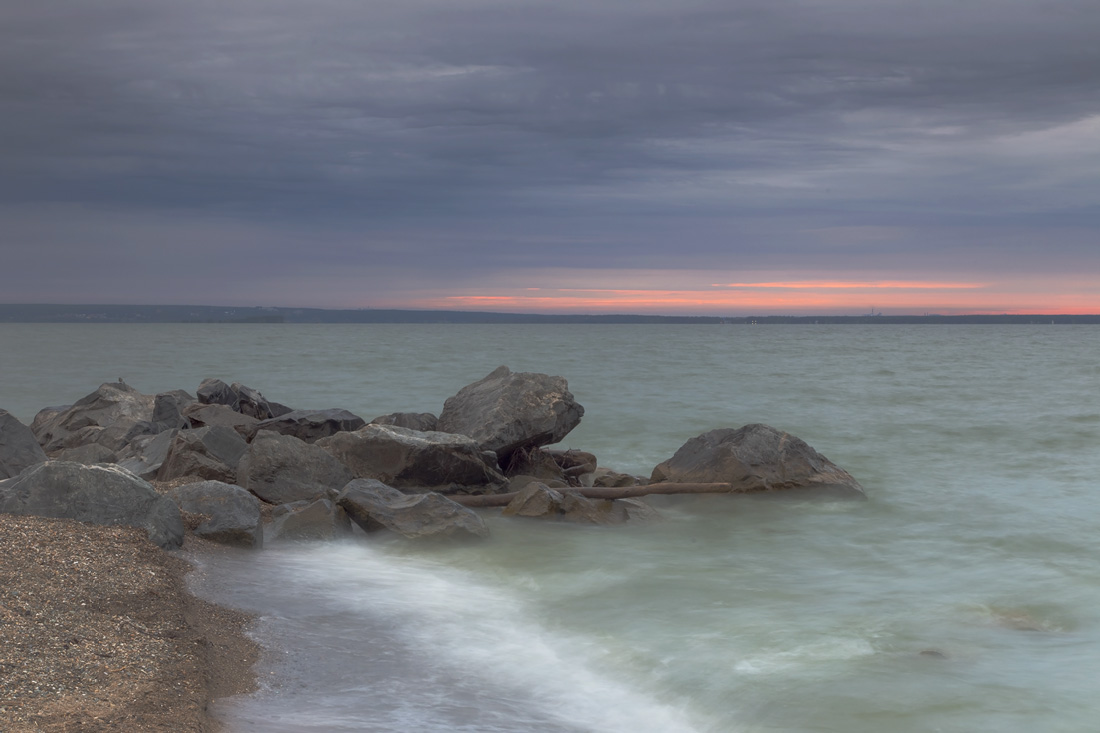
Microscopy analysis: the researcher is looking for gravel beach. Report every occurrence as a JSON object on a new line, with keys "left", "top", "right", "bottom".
{"left": 0, "top": 514, "right": 259, "bottom": 732}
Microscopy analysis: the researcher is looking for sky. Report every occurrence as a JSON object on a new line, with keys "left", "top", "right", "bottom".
{"left": 2, "top": 0, "right": 1099, "bottom": 315}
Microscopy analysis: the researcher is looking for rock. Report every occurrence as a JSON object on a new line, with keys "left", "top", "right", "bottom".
{"left": 237, "top": 431, "right": 354, "bottom": 504}
{"left": 0, "top": 461, "right": 184, "bottom": 549}
{"left": 583, "top": 467, "right": 648, "bottom": 488}
{"left": 649, "top": 424, "right": 865, "bottom": 498}
{"left": 32, "top": 382, "right": 155, "bottom": 453}
{"left": 0, "top": 409, "right": 48, "bottom": 479}
{"left": 251, "top": 408, "right": 366, "bottom": 443}
{"left": 317, "top": 424, "right": 506, "bottom": 494}
{"left": 30, "top": 405, "right": 70, "bottom": 436}
{"left": 116, "top": 429, "right": 179, "bottom": 480}
{"left": 167, "top": 480, "right": 262, "bottom": 548}
{"left": 157, "top": 426, "right": 249, "bottom": 483}
{"left": 337, "top": 479, "right": 489, "bottom": 540}
{"left": 54, "top": 443, "right": 118, "bottom": 465}
{"left": 266, "top": 498, "right": 352, "bottom": 542}
{"left": 507, "top": 474, "right": 569, "bottom": 492}
{"left": 502, "top": 482, "right": 660, "bottom": 524}
{"left": 151, "top": 391, "right": 194, "bottom": 432}
{"left": 436, "top": 366, "right": 584, "bottom": 465}
{"left": 182, "top": 403, "right": 261, "bottom": 439}
{"left": 196, "top": 378, "right": 285, "bottom": 420}
{"left": 370, "top": 412, "right": 439, "bottom": 432}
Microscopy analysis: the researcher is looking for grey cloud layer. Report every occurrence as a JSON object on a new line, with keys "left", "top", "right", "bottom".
{"left": 2, "top": 0, "right": 1098, "bottom": 302}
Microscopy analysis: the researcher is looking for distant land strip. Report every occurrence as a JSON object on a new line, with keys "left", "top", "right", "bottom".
{"left": 2, "top": 305, "right": 1099, "bottom": 325}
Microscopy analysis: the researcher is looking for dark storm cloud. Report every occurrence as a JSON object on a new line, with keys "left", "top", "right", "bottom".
{"left": 2, "top": 0, "right": 1099, "bottom": 305}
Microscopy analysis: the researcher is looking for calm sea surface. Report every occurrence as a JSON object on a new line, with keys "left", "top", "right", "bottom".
{"left": 3, "top": 323, "right": 1100, "bottom": 732}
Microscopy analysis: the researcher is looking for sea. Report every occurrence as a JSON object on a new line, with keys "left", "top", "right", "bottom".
{"left": 2, "top": 323, "right": 1099, "bottom": 732}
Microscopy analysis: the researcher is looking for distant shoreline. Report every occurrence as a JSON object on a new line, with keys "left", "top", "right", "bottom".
{"left": 2, "top": 304, "right": 1099, "bottom": 325}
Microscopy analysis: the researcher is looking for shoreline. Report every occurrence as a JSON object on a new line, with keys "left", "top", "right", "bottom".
{"left": 0, "top": 514, "right": 259, "bottom": 732}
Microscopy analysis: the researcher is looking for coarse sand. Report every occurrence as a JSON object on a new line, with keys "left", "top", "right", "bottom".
{"left": 0, "top": 513, "right": 259, "bottom": 732}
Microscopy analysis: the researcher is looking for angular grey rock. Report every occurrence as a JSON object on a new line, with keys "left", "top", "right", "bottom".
{"left": 649, "top": 424, "right": 865, "bottom": 498}
{"left": 151, "top": 391, "right": 194, "bottom": 432}
{"left": 0, "top": 461, "right": 184, "bottom": 549}
{"left": 0, "top": 409, "right": 48, "bottom": 479}
{"left": 318, "top": 424, "right": 506, "bottom": 494}
{"left": 182, "top": 402, "right": 262, "bottom": 440}
{"left": 266, "top": 498, "right": 352, "bottom": 542}
{"left": 502, "top": 482, "right": 564, "bottom": 518}
{"left": 237, "top": 431, "right": 354, "bottom": 504}
{"left": 167, "top": 480, "right": 262, "bottom": 548}
{"left": 54, "top": 443, "right": 118, "bottom": 465}
{"left": 337, "top": 479, "right": 489, "bottom": 540}
{"left": 251, "top": 408, "right": 366, "bottom": 444}
{"left": 116, "top": 429, "right": 179, "bottom": 480}
{"left": 157, "top": 426, "right": 249, "bottom": 483}
{"left": 582, "top": 467, "right": 648, "bottom": 488}
{"left": 370, "top": 412, "right": 439, "bottom": 432}
{"left": 436, "top": 366, "right": 584, "bottom": 465}
{"left": 32, "top": 382, "right": 155, "bottom": 454}
{"left": 196, "top": 378, "right": 281, "bottom": 420}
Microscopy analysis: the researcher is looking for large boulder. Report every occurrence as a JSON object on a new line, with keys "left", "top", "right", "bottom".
{"left": 32, "top": 382, "right": 155, "bottom": 453}
{"left": 250, "top": 408, "right": 366, "bottom": 444}
{"left": 157, "top": 426, "right": 249, "bottom": 483}
{"left": 150, "top": 391, "right": 195, "bottom": 432}
{"left": 0, "top": 409, "right": 48, "bottom": 479}
{"left": 54, "top": 443, "right": 118, "bottom": 466}
{"left": 237, "top": 431, "right": 354, "bottom": 504}
{"left": 167, "top": 480, "right": 262, "bottom": 548}
{"left": 336, "top": 479, "right": 489, "bottom": 540}
{"left": 266, "top": 498, "right": 352, "bottom": 542}
{"left": 0, "top": 461, "right": 184, "bottom": 549}
{"left": 436, "top": 366, "right": 584, "bottom": 465}
{"left": 649, "top": 424, "right": 865, "bottom": 498}
{"left": 317, "top": 424, "right": 506, "bottom": 494}
{"left": 370, "top": 412, "right": 439, "bottom": 432}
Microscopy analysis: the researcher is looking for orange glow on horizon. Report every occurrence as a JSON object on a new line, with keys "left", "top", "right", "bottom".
{"left": 388, "top": 279, "right": 1100, "bottom": 316}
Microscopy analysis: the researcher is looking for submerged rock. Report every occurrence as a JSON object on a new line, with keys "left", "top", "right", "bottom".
{"left": 337, "top": 479, "right": 489, "bottom": 540}
{"left": 502, "top": 482, "right": 660, "bottom": 524}
{"left": 650, "top": 424, "right": 865, "bottom": 498}
{"left": 436, "top": 366, "right": 584, "bottom": 465}
{"left": 266, "top": 498, "right": 352, "bottom": 542}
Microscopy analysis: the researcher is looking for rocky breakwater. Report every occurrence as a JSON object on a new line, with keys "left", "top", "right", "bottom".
{"left": 2, "top": 367, "right": 867, "bottom": 552}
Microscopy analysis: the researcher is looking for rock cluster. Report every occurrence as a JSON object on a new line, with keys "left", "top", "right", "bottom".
{"left": 0, "top": 366, "right": 865, "bottom": 550}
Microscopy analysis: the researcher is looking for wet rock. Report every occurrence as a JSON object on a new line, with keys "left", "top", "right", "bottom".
{"left": 0, "top": 409, "right": 48, "bottom": 479}
{"left": 337, "top": 478, "right": 489, "bottom": 540}
{"left": 168, "top": 480, "right": 263, "bottom": 548}
{"left": 317, "top": 424, "right": 506, "bottom": 494}
{"left": 157, "top": 426, "right": 249, "bottom": 483}
{"left": 502, "top": 482, "right": 660, "bottom": 524}
{"left": 250, "top": 408, "right": 366, "bottom": 444}
{"left": 0, "top": 461, "right": 184, "bottom": 549}
{"left": 649, "top": 424, "right": 865, "bottom": 498}
{"left": 32, "top": 382, "right": 154, "bottom": 454}
{"left": 581, "top": 467, "right": 648, "bottom": 488}
{"left": 436, "top": 366, "right": 584, "bottom": 465}
{"left": 266, "top": 498, "right": 352, "bottom": 542}
{"left": 370, "top": 412, "right": 439, "bottom": 432}
{"left": 237, "top": 431, "right": 354, "bottom": 504}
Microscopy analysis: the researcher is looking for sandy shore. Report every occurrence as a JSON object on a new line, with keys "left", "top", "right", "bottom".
{"left": 0, "top": 514, "right": 259, "bottom": 732}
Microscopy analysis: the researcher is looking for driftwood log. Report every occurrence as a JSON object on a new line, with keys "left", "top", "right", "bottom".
{"left": 451, "top": 483, "right": 762, "bottom": 508}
